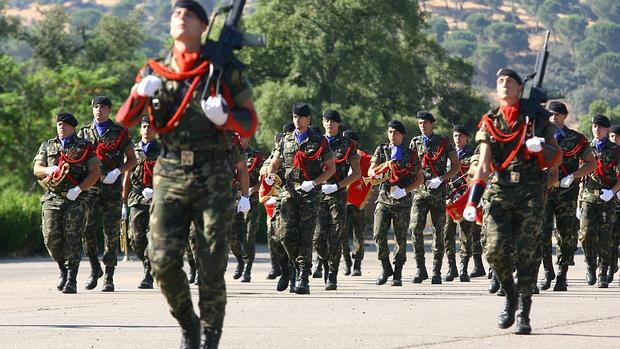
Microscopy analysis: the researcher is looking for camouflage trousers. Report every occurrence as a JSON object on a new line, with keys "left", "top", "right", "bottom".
{"left": 541, "top": 186, "right": 579, "bottom": 266}
{"left": 313, "top": 191, "right": 347, "bottom": 272}
{"left": 41, "top": 195, "right": 86, "bottom": 270}
{"left": 185, "top": 221, "right": 200, "bottom": 270}
{"left": 278, "top": 187, "right": 320, "bottom": 273}
{"left": 148, "top": 157, "right": 234, "bottom": 329}
{"left": 373, "top": 202, "right": 411, "bottom": 265}
{"left": 229, "top": 194, "right": 260, "bottom": 263}
{"left": 484, "top": 187, "right": 545, "bottom": 297}
{"left": 579, "top": 196, "right": 615, "bottom": 267}
{"left": 267, "top": 199, "right": 288, "bottom": 267}
{"left": 129, "top": 204, "right": 150, "bottom": 262}
{"left": 444, "top": 218, "right": 482, "bottom": 259}
{"left": 341, "top": 204, "right": 366, "bottom": 261}
{"left": 82, "top": 181, "right": 122, "bottom": 267}
{"left": 612, "top": 211, "right": 620, "bottom": 263}
{"left": 410, "top": 190, "right": 446, "bottom": 263}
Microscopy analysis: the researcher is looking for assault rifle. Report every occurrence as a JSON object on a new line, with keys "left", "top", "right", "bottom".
{"left": 519, "top": 30, "right": 551, "bottom": 123}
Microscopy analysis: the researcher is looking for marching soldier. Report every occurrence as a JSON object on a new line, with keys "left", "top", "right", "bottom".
{"left": 410, "top": 111, "right": 460, "bottom": 284}
{"left": 538, "top": 102, "right": 595, "bottom": 292}
{"left": 578, "top": 114, "right": 620, "bottom": 288}
{"left": 266, "top": 103, "right": 336, "bottom": 295}
{"left": 608, "top": 125, "right": 620, "bottom": 284}
{"left": 465, "top": 68, "right": 561, "bottom": 334}
{"left": 313, "top": 110, "right": 361, "bottom": 290}
{"left": 122, "top": 116, "right": 161, "bottom": 289}
{"left": 115, "top": 1, "right": 258, "bottom": 347}
{"left": 33, "top": 112, "right": 101, "bottom": 294}
{"left": 78, "top": 96, "right": 137, "bottom": 292}
{"left": 342, "top": 130, "right": 372, "bottom": 276}
{"left": 369, "top": 121, "right": 424, "bottom": 286}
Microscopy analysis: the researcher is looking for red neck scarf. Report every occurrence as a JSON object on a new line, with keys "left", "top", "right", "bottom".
{"left": 500, "top": 104, "right": 520, "bottom": 128}
{"left": 172, "top": 47, "right": 200, "bottom": 73}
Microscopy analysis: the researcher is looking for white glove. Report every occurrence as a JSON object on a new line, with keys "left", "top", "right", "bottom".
{"left": 300, "top": 180, "right": 316, "bottom": 192}
{"left": 121, "top": 204, "right": 128, "bottom": 220}
{"left": 559, "top": 174, "right": 574, "bottom": 188}
{"left": 390, "top": 186, "right": 406, "bottom": 200}
{"left": 600, "top": 189, "right": 614, "bottom": 202}
{"left": 575, "top": 207, "right": 581, "bottom": 220}
{"left": 45, "top": 165, "right": 59, "bottom": 176}
{"left": 426, "top": 177, "right": 443, "bottom": 190}
{"left": 616, "top": 191, "right": 620, "bottom": 201}
{"left": 264, "top": 176, "right": 275, "bottom": 186}
{"left": 142, "top": 187, "right": 153, "bottom": 200}
{"left": 201, "top": 95, "right": 229, "bottom": 126}
{"left": 237, "top": 196, "right": 251, "bottom": 213}
{"left": 136, "top": 75, "right": 163, "bottom": 97}
{"left": 463, "top": 205, "right": 477, "bottom": 222}
{"left": 368, "top": 167, "right": 376, "bottom": 178}
{"left": 321, "top": 183, "right": 338, "bottom": 195}
{"left": 265, "top": 197, "right": 276, "bottom": 205}
{"left": 102, "top": 168, "right": 121, "bottom": 184}
{"left": 525, "top": 137, "right": 544, "bottom": 153}
{"left": 66, "top": 186, "right": 82, "bottom": 201}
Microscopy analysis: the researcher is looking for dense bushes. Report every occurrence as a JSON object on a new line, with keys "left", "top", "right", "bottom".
{"left": 0, "top": 189, "right": 44, "bottom": 257}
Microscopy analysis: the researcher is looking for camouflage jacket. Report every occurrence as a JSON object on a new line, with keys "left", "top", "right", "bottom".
{"left": 372, "top": 142, "right": 421, "bottom": 207}
{"left": 128, "top": 139, "right": 161, "bottom": 206}
{"left": 277, "top": 129, "right": 334, "bottom": 187}
{"left": 447, "top": 143, "right": 475, "bottom": 200}
{"left": 410, "top": 133, "right": 455, "bottom": 191}
{"left": 244, "top": 146, "right": 264, "bottom": 189}
{"left": 551, "top": 127, "right": 592, "bottom": 194}
{"left": 582, "top": 138, "right": 620, "bottom": 200}
{"left": 326, "top": 134, "right": 360, "bottom": 188}
{"left": 78, "top": 119, "right": 133, "bottom": 176}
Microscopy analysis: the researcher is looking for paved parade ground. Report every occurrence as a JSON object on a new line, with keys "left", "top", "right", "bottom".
{"left": 2, "top": 245, "right": 620, "bottom": 348}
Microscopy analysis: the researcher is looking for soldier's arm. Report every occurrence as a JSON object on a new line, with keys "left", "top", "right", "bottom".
{"left": 122, "top": 171, "right": 131, "bottom": 202}
{"left": 314, "top": 158, "right": 336, "bottom": 185}
{"left": 338, "top": 156, "right": 361, "bottom": 189}
{"left": 119, "top": 146, "right": 138, "bottom": 174}
{"left": 472, "top": 143, "right": 491, "bottom": 182}
{"left": 266, "top": 150, "right": 282, "bottom": 175}
{"left": 405, "top": 168, "right": 424, "bottom": 193}
{"left": 80, "top": 161, "right": 102, "bottom": 191}
{"left": 443, "top": 150, "right": 461, "bottom": 180}
{"left": 548, "top": 166, "right": 559, "bottom": 188}
{"left": 573, "top": 150, "right": 596, "bottom": 179}
{"left": 236, "top": 160, "right": 250, "bottom": 197}
{"left": 33, "top": 160, "right": 49, "bottom": 178}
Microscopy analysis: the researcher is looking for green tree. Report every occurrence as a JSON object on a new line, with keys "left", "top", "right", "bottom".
{"left": 589, "top": 0, "right": 620, "bottom": 23}
{"left": 536, "top": 0, "right": 561, "bottom": 28}
{"left": 483, "top": 22, "right": 529, "bottom": 54}
{"left": 554, "top": 14, "right": 587, "bottom": 48}
{"left": 587, "top": 53, "right": 620, "bottom": 90}
{"left": 471, "top": 44, "right": 508, "bottom": 86}
{"left": 574, "top": 38, "right": 606, "bottom": 67}
{"left": 586, "top": 21, "right": 620, "bottom": 52}
{"left": 427, "top": 16, "right": 450, "bottom": 43}
{"left": 443, "top": 39, "right": 476, "bottom": 58}
{"left": 465, "top": 13, "right": 491, "bottom": 36}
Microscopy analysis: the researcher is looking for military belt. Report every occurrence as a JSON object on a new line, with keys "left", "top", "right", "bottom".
{"left": 494, "top": 169, "right": 543, "bottom": 185}
{"left": 161, "top": 149, "right": 227, "bottom": 166}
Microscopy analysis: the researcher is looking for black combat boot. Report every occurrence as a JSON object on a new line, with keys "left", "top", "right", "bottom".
{"left": 411, "top": 258, "right": 428, "bottom": 284}
{"left": 391, "top": 264, "right": 403, "bottom": 286}
{"left": 241, "top": 260, "right": 252, "bottom": 283}
{"left": 469, "top": 254, "right": 486, "bottom": 278}
{"left": 276, "top": 262, "right": 290, "bottom": 292}
{"left": 488, "top": 271, "right": 500, "bottom": 294}
{"left": 138, "top": 260, "right": 154, "bottom": 289}
{"left": 102, "top": 266, "right": 115, "bottom": 292}
{"left": 431, "top": 260, "right": 442, "bottom": 285}
{"left": 445, "top": 255, "right": 458, "bottom": 282}
{"left": 553, "top": 265, "right": 568, "bottom": 292}
{"left": 375, "top": 258, "right": 393, "bottom": 285}
{"left": 343, "top": 252, "right": 353, "bottom": 276}
{"left": 266, "top": 249, "right": 281, "bottom": 280}
{"left": 607, "top": 249, "right": 618, "bottom": 283}
{"left": 187, "top": 260, "right": 197, "bottom": 284}
{"left": 174, "top": 306, "right": 201, "bottom": 349}
{"left": 598, "top": 264, "right": 609, "bottom": 288}
{"left": 323, "top": 259, "right": 330, "bottom": 284}
{"left": 459, "top": 257, "right": 470, "bottom": 282}
{"left": 312, "top": 257, "right": 323, "bottom": 279}
{"left": 325, "top": 270, "right": 337, "bottom": 290}
{"left": 586, "top": 260, "right": 597, "bottom": 285}
{"left": 57, "top": 261, "right": 67, "bottom": 291}
{"left": 232, "top": 257, "right": 244, "bottom": 280}
{"left": 289, "top": 266, "right": 297, "bottom": 293}
{"left": 84, "top": 255, "right": 103, "bottom": 290}
{"left": 497, "top": 282, "right": 518, "bottom": 329}
{"left": 201, "top": 327, "right": 222, "bottom": 349}
{"left": 514, "top": 295, "right": 532, "bottom": 335}
{"left": 487, "top": 267, "right": 493, "bottom": 279}
{"left": 295, "top": 270, "right": 310, "bottom": 294}
{"left": 352, "top": 259, "right": 362, "bottom": 276}
{"left": 538, "top": 256, "right": 555, "bottom": 290}
{"left": 62, "top": 266, "right": 78, "bottom": 294}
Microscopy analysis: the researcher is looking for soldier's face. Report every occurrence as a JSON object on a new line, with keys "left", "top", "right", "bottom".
{"left": 610, "top": 133, "right": 620, "bottom": 145}
{"left": 496, "top": 76, "right": 522, "bottom": 103}
{"left": 292, "top": 114, "right": 310, "bottom": 131}
{"left": 322, "top": 118, "right": 340, "bottom": 136}
{"left": 453, "top": 132, "right": 468, "bottom": 149}
{"left": 549, "top": 112, "right": 567, "bottom": 126}
{"left": 170, "top": 8, "right": 207, "bottom": 42}
{"left": 388, "top": 128, "right": 403, "bottom": 145}
{"left": 56, "top": 121, "right": 75, "bottom": 139}
{"left": 92, "top": 104, "right": 111, "bottom": 123}
{"left": 592, "top": 124, "right": 609, "bottom": 140}
{"left": 140, "top": 122, "right": 154, "bottom": 140}
{"left": 418, "top": 119, "right": 433, "bottom": 136}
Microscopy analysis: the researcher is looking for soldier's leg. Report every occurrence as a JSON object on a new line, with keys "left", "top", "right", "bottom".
{"left": 428, "top": 194, "right": 446, "bottom": 284}
{"left": 485, "top": 199, "right": 517, "bottom": 289}
{"left": 350, "top": 205, "right": 365, "bottom": 276}
{"left": 42, "top": 202, "right": 69, "bottom": 291}
{"left": 186, "top": 223, "right": 198, "bottom": 284}
{"left": 443, "top": 219, "right": 458, "bottom": 281}
{"left": 82, "top": 190, "right": 103, "bottom": 290}
{"left": 579, "top": 201, "right": 600, "bottom": 285}
{"left": 458, "top": 220, "right": 473, "bottom": 281}
{"left": 553, "top": 194, "right": 577, "bottom": 291}
{"left": 410, "top": 196, "right": 430, "bottom": 282}
{"left": 62, "top": 199, "right": 86, "bottom": 293}
{"left": 391, "top": 205, "right": 411, "bottom": 286}
{"left": 469, "top": 221, "right": 486, "bottom": 277}
{"left": 129, "top": 205, "right": 150, "bottom": 262}
{"left": 596, "top": 201, "right": 615, "bottom": 287}
{"left": 514, "top": 196, "right": 545, "bottom": 297}
{"left": 242, "top": 196, "right": 260, "bottom": 265}
{"left": 341, "top": 205, "right": 354, "bottom": 266}
{"left": 313, "top": 200, "right": 329, "bottom": 266}
{"left": 373, "top": 203, "right": 393, "bottom": 285}
{"left": 265, "top": 213, "right": 282, "bottom": 279}
{"left": 327, "top": 195, "right": 346, "bottom": 273}
{"left": 538, "top": 197, "right": 556, "bottom": 290}
{"left": 99, "top": 185, "right": 122, "bottom": 291}
{"left": 279, "top": 194, "right": 300, "bottom": 268}
{"left": 228, "top": 212, "right": 245, "bottom": 280}
{"left": 294, "top": 192, "right": 320, "bottom": 294}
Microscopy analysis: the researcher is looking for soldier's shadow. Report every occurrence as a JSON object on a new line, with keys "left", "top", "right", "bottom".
{"left": 534, "top": 333, "right": 620, "bottom": 339}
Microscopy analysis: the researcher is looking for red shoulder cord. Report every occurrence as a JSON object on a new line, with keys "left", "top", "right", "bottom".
{"left": 335, "top": 144, "right": 354, "bottom": 164}
{"left": 247, "top": 154, "right": 263, "bottom": 174}
{"left": 559, "top": 135, "right": 587, "bottom": 176}
{"left": 95, "top": 128, "right": 128, "bottom": 169}
{"left": 481, "top": 114, "right": 527, "bottom": 172}
{"left": 387, "top": 152, "right": 418, "bottom": 184}
{"left": 447, "top": 183, "right": 468, "bottom": 201}
{"left": 293, "top": 138, "right": 327, "bottom": 180}
{"left": 595, "top": 157, "right": 616, "bottom": 186}
{"left": 54, "top": 143, "right": 92, "bottom": 186}
{"left": 421, "top": 139, "right": 447, "bottom": 177}
{"left": 142, "top": 159, "right": 156, "bottom": 188}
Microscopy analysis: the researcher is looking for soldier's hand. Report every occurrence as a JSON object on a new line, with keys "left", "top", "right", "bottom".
{"left": 390, "top": 186, "right": 406, "bottom": 200}
{"left": 600, "top": 189, "right": 614, "bottom": 202}
{"left": 616, "top": 191, "right": 620, "bottom": 201}
{"left": 142, "top": 187, "right": 153, "bottom": 200}
{"left": 525, "top": 137, "right": 544, "bottom": 153}
{"left": 66, "top": 186, "right": 82, "bottom": 201}
{"left": 102, "top": 168, "right": 122, "bottom": 184}
{"left": 201, "top": 95, "right": 229, "bottom": 126}
{"left": 264, "top": 175, "right": 275, "bottom": 186}
{"left": 427, "top": 176, "right": 443, "bottom": 189}
{"left": 559, "top": 174, "right": 574, "bottom": 188}
{"left": 368, "top": 167, "right": 376, "bottom": 178}
{"left": 121, "top": 204, "right": 128, "bottom": 220}
{"left": 45, "top": 165, "right": 59, "bottom": 176}
{"left": 136, "top": 75, "right": 163, "bottom": 97}
{"left": 463, "top": 205, "right": 477, "bottom": 222}
{"left": 321, "top": 183, "right": 338, "bottom": 195}
{"left": 575, "top": 207, "right": 581, "bottom": 220}
{"left": 300, "top": 180, "right": 316, "bottom": 192}
{"left": 237, "top": 195, "right": 251, "bottom": 213}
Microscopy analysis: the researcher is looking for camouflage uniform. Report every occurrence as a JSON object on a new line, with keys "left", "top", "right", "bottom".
{"left": 313, "top": 134, "right": 359, "bottom": 275}
{"left": 78, "top": 120, "right": 133, "bottom": 267}
{"left": 142, "top": 53, "right": 252, "bottom": 330}
{"left": 578, "top": 138, "right": 620, "bottom": 284}
{"left": 277, "top": 129, "right": 334, "bottom": 276}
{"left": 35, "top": 136, "right": 100, "bottom": 272}
{"left": 410, "top": 134, "right": 456, "bottom": 278}
{"left": 342, "top": 204, "right": 367, "bottom": 262}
